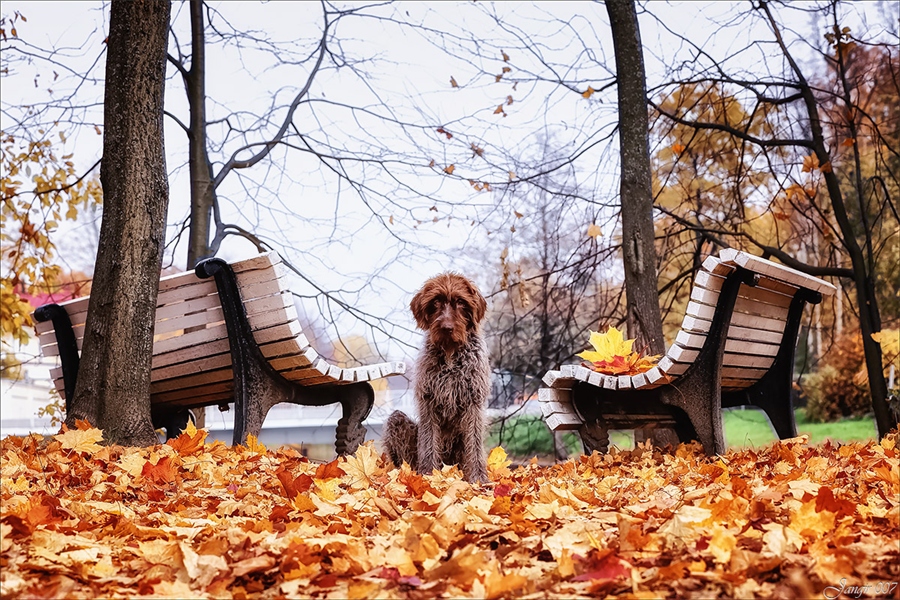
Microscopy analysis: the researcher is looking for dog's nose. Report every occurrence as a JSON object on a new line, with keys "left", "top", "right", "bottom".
{"left": 438, "top": 304, "right": 456, "bottom": 329}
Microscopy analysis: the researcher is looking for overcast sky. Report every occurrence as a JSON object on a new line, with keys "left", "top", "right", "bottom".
{"left": 2, "top": 1, "right": 896, "bottom": 363}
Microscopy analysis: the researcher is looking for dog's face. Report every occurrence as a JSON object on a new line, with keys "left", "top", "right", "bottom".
{"left": 410, "top": 273, "right": 487, "bottom": 353}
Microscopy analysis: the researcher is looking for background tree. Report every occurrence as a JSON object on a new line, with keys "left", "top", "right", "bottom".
{"left": 605, "top": 0, "right": 665, "bottom": 355}
{"left": 646, "top": 0, "right": 898, "bottom": 436}
{"left": 65, "top": 0, "right": 171, "bottom": 445}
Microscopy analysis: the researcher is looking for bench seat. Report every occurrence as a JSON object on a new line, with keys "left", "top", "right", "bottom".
{"left": 33, "top": 252, "right": 405, "bottom": 453}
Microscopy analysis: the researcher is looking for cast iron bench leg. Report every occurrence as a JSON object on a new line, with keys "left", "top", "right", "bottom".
{"left": 335, "top": 384, "right": 375, "bottom": 455}
{"left": 570, "top": 383, "right": 611, "bottom": 454}
{"left": 197, "top": 258, "right": 373, "bottom": 455}
{"left": 660, "top": 268, "right": 756, "bottom": 455}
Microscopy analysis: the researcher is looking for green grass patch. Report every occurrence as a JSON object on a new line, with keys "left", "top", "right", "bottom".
{"left": 489, "top": 408, "right": 878, "bottom": 459}
{"left": 724, "top": 407, "right": 877, "bottom": 448}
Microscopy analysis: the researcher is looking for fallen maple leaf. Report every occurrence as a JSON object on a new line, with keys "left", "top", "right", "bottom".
{"left": 276, "top": 467, "right": 313, "bottom": 500}
{"left": 487, "top": 447, "right": 512, "bottom": 479}
{"left": 55, "top": 426, "right": 104, "bottom": 454}
{"left": 141, "top": 456, "right": 178, "bottom": 484}
{"left": 315, "top": 459, "right": 346, "bottom": 480}
{"left": 243, "top": 434, "right": 266, "bottom": 454}
{"left": 166, "top": 420, "right": 207, "bottom": 455}
{"left": 342, "top": 443, "right": 381, "bottom": 489}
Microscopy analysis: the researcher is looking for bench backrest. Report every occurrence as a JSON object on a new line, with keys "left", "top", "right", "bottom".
{"left": 653, "top": 249, "right": 835, "bottom": 389}
{"left": 33, "top": 252, "right": 403, "bottom": 412}
{"left": 542, "top": 249, "right": 835, "bottom": 393}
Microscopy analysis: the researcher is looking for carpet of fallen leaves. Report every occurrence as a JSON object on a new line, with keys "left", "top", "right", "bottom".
{"left": 1, "top": 422, "right": 898, "bottom": 600}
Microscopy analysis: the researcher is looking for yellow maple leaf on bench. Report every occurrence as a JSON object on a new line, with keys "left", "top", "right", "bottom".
{"left": 576, "top": 326, "right": 660, "bottom": 376}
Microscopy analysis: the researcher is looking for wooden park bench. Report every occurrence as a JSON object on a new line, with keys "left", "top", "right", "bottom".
{"left": 32, "top": 252, "right": 405, "bottom": 455}
{"left": 539, "top": 249, "right": 836, "bottom": 455}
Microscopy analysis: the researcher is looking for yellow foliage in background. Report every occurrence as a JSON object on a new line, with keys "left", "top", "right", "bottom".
{"left": 0, "top": 128, "right": 101, "bottom": 367}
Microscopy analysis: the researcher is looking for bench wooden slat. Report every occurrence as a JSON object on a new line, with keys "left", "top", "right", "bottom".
{"left": 685, "top": 302, "right": 787, "bottom": 333}
{"left": 35, "top": 258, "right": 286, "bottom": 336}
{"left": 691, "top": 282, "right": 794, "bottom": 311}
{"left": 545, "top": 413, "right": 583, "bottom": 431}
{"left": 659, "top": 352, "right": 776, "bottom": 376}
{"left": 679, "top": 316, "right": 785, "bottom": 345}
{"left": 694, "top": 269, "right": 801, "bottom": 298}
{"left": 675, "top": 331, "right": 781, "bottom": 357}
{"left": 702, "top": 256, "right": 736, "bottom": 276}
{"left": 152, "top": 330, "right": 309, "bottom": 371}
{"left": 719, "top": 248, "right": 837, "bottom": 295}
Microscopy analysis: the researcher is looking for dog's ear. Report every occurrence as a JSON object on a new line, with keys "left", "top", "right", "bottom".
{"left": 409, "top": 288, "right": 431, "bottom": 330}
{"left": 466, "top": 282, "right": 487, "bottom": 326}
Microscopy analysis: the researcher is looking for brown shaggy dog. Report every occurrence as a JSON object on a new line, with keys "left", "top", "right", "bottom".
{"left": 382, "top": 273, "right": 491, "bottom": 483}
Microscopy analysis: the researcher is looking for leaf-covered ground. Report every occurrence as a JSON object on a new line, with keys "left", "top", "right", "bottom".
{"left": 1, "top": 423, "right": 898, "bottom": 599}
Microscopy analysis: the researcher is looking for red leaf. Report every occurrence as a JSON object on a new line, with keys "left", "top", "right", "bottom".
{"left": 276, "top": 468, "right": 313, "bottom": 500}
{"left": 141, "top": 456, "right": 178, "bottom": 484}
{"left": 815, "top": 486, "right": 856, "bottom": 517}
{"left": 573, "top": 552, "right": 630, "bottom": 582}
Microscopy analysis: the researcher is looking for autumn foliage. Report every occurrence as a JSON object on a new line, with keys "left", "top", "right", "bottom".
{"left": 2, "top": 421, "right": 898, "bottom": 598}
{"left": 576, "top": 326, "right": 660, "bottom": 376}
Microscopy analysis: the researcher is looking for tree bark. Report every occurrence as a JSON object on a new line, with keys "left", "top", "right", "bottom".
{"left": 605, "top": 0, "right": 665, "bottom": 355}
{"left": 65, "top": 0, "right": 171, "bottom": 446}
{"left": 186, "top": 0, "right": 216, "bottom": 268}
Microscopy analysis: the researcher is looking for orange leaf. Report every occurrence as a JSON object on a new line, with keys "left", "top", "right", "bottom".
{"left": 450, "top": 76, "right": 458, "bottom": 88}
{"left": 142, "top": 456, "right": 178, "bottom": 485}
{"left": 801, "top": 153, "right": 819, "bottom": 173}
{"left": 276, "top": 468, "right": 314, "bottom": 500}
{"left": 166, "top": 421, "right": 207, "bottom": 455}
{"left": 671, "top": 143, "right": 686, "bottom": 155}
{"left": 443, "top": 164, "right": 456, "bottom": 175}
{"left": 502, "top": 50, "right": 510, "bottom": 62}
{"left": 582, "top": 86, "right": 595, "bottom": 99}
{"left": 436, "top": 127, "right": 452, "bottom": 139}
{"left": 315, "top": 459, "right": 346, "bottom": 479}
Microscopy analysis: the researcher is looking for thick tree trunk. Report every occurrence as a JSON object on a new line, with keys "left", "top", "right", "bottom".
{"left": 65, "top": 0, "right": 171, "bottom": 446}
{"left": 605, "top": 0, "right": 665, "bottom": 355}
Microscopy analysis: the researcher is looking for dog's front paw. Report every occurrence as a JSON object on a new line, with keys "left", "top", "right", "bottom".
{"left": 465, "top": 467, "right": 489, "bottom": 485}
